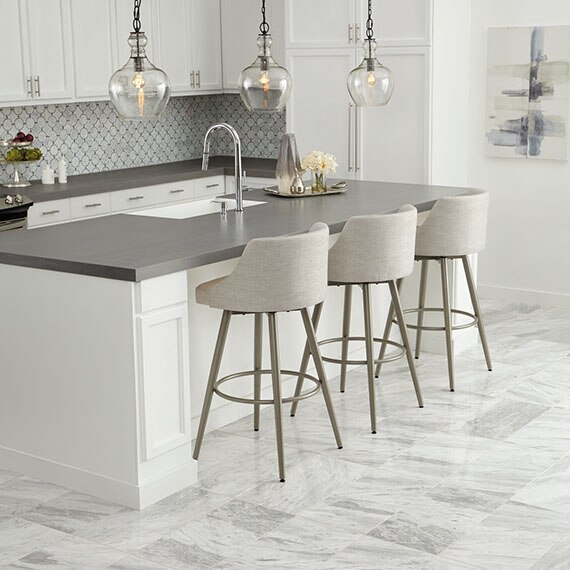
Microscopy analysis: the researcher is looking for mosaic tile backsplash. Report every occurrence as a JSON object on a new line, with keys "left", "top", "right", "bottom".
{"left": 0, "top": 94, "right": 286, "bottom": 181}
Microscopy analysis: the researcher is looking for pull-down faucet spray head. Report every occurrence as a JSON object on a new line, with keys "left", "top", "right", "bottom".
{"left": 202, "top": 144, "right": 210, "bottom": 171}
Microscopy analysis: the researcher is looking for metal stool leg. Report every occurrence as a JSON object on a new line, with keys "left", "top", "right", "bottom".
{"left": 389, "top": 281, "right": 424, "bottom": 408}
{"left": 301, "top": 308, "right": 343, "bottom": 449}
{"left": 253, "top": 313, "right": 263, "bottom": 431}
{"left": 290, "top": 302, "right": 324, "bottom": 417}
{"left": 340, "top": 285, "right": 353, "bottom": 393}
{"left": 440, "top": 259, "right": 455, "bottom": 392}
{"left": 374, "top": 279, "right": 402, "bottom": 378}
{"left": 362, "top": 284, "right": 378, "bottom": 434}
{"left": 193, "top": 310, "right": 232, "bottom": 460}
{"left": 415, "top": 260, "right": 429, "bottom": 359}
{"left": 267, "top": 312, "right": 286, "bottom": 482}
{"left": 462, "top": 255, "right": 493, "bottom": 371}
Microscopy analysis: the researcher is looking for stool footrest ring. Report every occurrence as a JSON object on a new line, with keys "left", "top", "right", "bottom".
{"left": 318, "top": 336, "right": 406, "bottom": 366}
{"left": 214, "top": 369, "right": 320, "bottom": 405}
{"left": 398, "top": 307, "right": 477, "bottom": 332}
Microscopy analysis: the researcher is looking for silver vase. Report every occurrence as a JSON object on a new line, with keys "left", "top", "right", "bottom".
{"left": 275, "top": 133, "right": 304, "bottom": 194}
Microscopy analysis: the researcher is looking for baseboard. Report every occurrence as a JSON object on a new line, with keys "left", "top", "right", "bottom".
{"left": 479, "top": 284, "right": 570, "bottom": 309}
{"left": 0, "top": 444, "right": 196, "bottom": 510}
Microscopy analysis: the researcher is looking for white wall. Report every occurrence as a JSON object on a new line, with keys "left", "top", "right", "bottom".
{"left": 468, "top": 1, "right": 570, "bottom": 306}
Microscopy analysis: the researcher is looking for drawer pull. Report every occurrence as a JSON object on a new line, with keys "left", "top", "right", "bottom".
{"left": 41, "top": 209, "right": 60, "bottom": 216}
{"left": 85, "top": 203, "right": 102, "bottom": 208}
{"left": 128, "top": 195, "right": 145, "bottom": 201}
{"left": 170, "top": 189, "right": 185, "bottom": 194}
{"left": 206, "top": 184, "right": 219, "bottom": 188}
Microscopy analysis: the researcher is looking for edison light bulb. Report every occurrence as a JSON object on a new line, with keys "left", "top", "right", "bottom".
{"left": 259, "top": 70, "right": 270, "bottom": 92}
{"left": 367, "top": 72, "right": 377, "bottom": 86}
{"left": 132, "top": 72, "right": 146, "bottom": 117}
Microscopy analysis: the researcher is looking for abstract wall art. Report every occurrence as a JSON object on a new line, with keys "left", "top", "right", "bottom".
{"left": 486, "top": 26, "right": 570, "bottom": 160}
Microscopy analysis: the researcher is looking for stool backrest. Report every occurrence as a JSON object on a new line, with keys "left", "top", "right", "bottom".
{"left": 211, "top": 222, "right": 330, "bottom": 313}
{"left": 328, "top": 205, "right": 418, "bottom": 284}
{"left": 416, "top": 189, "right": 489, "bottom": 257}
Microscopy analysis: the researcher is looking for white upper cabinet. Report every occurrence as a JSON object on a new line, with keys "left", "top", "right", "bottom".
{"left": 373, "top": 0, "right": 432, "bottom": 46}
{"left": 114, "top": 0, "right": 156, "bottom": 66}
{"left": 70, "top": 0, "right": 117, "bottom": 99}
{"left": 190, "top": 0, "right": 222, "bottom": 92}
{"left": 0, "top": 1, "right": 31, "bottom": 103}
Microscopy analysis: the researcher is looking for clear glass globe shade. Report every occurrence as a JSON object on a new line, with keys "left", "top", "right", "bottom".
{"left": 239, "top": 35, "right": 292, "bottom": 113}
{"left": 109, "top": 33, "right": 171, "bottom": 120}
{"left": 347, "top": 39, "right": 394, "bottom": 107}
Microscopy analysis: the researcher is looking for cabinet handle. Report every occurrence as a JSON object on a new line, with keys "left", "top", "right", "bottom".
{"left": 34, "top": 76, "right": 41, "bottom": 98}
{"left": 26, "top": 77, "right": 33, "bottom": 97}
{"left": 128, "top": 195, "right": 145, "bottom": 201}
{"left": 196, "top": 70, "right": 201, "bottom": 88}
{"left": 85, "top": 203, "right": 102, "bottom": 208}
{"left": 355, "top": 24, "right": 361, "bottom": 42}
{"left": 41, "top": 209, "right": 60, "bottom": 216}
{"left": 348, "top": 24, "right": 354, "bottom": 44}
{"left": 190, "top": 71, "right": 195, "bottom": 88}
{"left": 170, "top": 189, "right": 185, "bottom": 194}
{"left": 355, "top": 108, "right": 360, "bottom": 173}
{"left": 206, "top": 183, "right": 219, "bottom": 188}
{"left": 348, "top": 103, "right": 353, "bottom": 172}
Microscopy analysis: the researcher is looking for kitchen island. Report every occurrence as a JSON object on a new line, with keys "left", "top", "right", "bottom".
{"left": 0, "top": 180, "right": 470, "bottom": 509}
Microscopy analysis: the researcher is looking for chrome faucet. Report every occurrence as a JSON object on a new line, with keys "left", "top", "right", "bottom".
{"left": 202, "top": 123, "right": 245, "bottom": 212}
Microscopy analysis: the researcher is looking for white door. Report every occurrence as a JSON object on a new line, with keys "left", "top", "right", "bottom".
{"left": 70, "top": 0, "right": 117, "bottom": 99}
{"left": 286, "top": 0, "right": 357, "bottom": 49}
{"left": 26, "top": 0, "right": 73, "bottom": 101}
{"left": 154, "top": 0, "right": 194, "bottom": 94}
{"left": 191, "top": 0, "right": 222, "bottom": 92}
{"left": 0, "top": 0, "right": 32, "bottom": 103}
{"left": 357, "top": 48, "right": 430, "bottom": 184}
{"left": 287, "top": 49, "right": 357, "bottom": 180}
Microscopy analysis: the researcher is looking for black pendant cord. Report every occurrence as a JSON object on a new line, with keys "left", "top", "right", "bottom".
{"left": 366, "top": 0, "right": 374, "bottom": 40}
{"left": 259, "top": 0, "right": 270, "bottom": 36}
{"left": 133, "top": 0, "right": 142, "bottom": 33}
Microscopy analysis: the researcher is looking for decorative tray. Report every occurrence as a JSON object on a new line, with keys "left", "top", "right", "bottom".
{"left": 263, "top": 184, "right": 347, "bottom": 199}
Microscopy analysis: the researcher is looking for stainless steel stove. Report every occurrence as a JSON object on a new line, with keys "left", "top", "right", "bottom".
{"left": 0, "top": 194, "right": 33, "bottom": 232}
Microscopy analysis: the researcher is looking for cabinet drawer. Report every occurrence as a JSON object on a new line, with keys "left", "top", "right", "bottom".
{"left": 70, "top": 193, "right": 111, "bottom": 220}
{"left": 194, "top": 175, "right": 225, "bottom": 199}
{"left": 111, "top": 187, "right": 163, "bottom": 212}
{"left": 156, "top": 180, "right": 195, "bottom": 204}
{"left": 28, "top": 199, "right": 71, "bottom": 228}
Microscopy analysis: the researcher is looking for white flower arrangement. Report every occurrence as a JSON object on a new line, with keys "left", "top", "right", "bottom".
{"left": 301, "top": 150, "right": 338, "bottom": 175}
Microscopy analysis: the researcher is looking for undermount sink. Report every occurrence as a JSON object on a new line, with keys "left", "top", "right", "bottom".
{"left": 127, "top": 198, "right": 266, "bottom": 220}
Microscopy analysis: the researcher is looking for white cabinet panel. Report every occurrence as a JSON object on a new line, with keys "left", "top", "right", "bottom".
{"left": 70, "top": 0, "right": 116, "bottom": 99}
{"left": 137, "top": 304, "right": 190, "bottom": 461}
{"left": 287, "top": 49, "right": 357, "bottom": 179}
{"left": 191, "top": 0, "right": 222, "bottom": 92}
{"left": 27, "top": 0, "right": 73, "bottom": 101}
{"left": 114, "top": 0, "right": 156, "bottom": 66}
{"left": 358, "top": 48, "right": 430, "bottom": 184}
{"left": 374, "top": 0, "right": 432, "bottom": 46}
{"left": 28, "top": 199, "right": 71, "bottom": 228}
{"left": 70, "top": 193, "right": 111, "bottom": 220}
{"left": 110, "top": 186, "right": 164, "bottom": 212}
{"left": 194, "top": 175, "right": 225, "bottom": 199}
{"left": 286, "top": 0, "right": 357, "bottom": 48}
{"left": 0, "top": 1, "right": 31, "bottom": 103}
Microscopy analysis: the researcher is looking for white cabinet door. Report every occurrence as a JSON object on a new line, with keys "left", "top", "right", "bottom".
{"left": 0, "top": 1, "right": 32, "bottom": 103}
{"left": 286, "top": 0, "right": 357, "bottom": 49}
{"left": 374, "top": 0, "right": 432, "bottom": 47}
{"left": 70, "top": 0, "right": 117, "bottom": 99}
{"left": 357, "top": 48, "right": 430, "bottom": 184}
{"left": 191, "top": 0, "right": 222, "bottom": 92}
{"left": 26, "top": 0, "right": 73, "bottom": 101}
{"left": 114, "top": 0, "right": 157, "bottom": 67}
{"left": 287, "top": 49, "right": 357, "bottom": 180}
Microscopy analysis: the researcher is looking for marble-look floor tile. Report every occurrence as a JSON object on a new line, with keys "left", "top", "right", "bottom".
{"left": 0, "top": 472, "right": 19, "bottom": 486}
{"left": 10, "top": 534, "right": 125, "bottom": 569}
{"left": 511, "top": 454, "right": 570, "bottom": 515}
{"left": 136, "top": 499, "right": 292, "bottom": 569}
{"left": 530, "top": 533, "right": 570, "bottom": 570}
{"left": 426, "top": 483, "right": 509, "bottom": 514}
{"left": 460, "top": 398, "right": 549, "bottom": 440}
{"left": 368, "top": 493, "right": 488, "bottom": 555}
{"left": 109, "top": 555, "right": 169, "bottom": 569}
{"left": 0, "top": 518, "right": 67, "bottom": 565}
{"left": 0, "top": 477, "right": 69, "bottom": 517}
{"left": 21, "top": 491, "right": 125, "bottom": 535}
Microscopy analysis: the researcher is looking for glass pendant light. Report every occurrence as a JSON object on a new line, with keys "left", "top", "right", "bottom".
{"left": 347, "top": 0, "right": 394, "bottom": 107}
{"left": 109, "top": 0, "right": 170, "bottom": 120}
{"left": 239, "top": 0, "right": 292, "bottom": 112}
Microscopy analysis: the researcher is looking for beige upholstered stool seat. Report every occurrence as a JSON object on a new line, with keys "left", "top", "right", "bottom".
{"left": 192, "top": 223, "right": 343, "bottom": 482}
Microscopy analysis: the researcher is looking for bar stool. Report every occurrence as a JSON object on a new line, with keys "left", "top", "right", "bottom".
{"left": 290, "top": 206, "right": 424, "bottom": 434}
{"left": 375, "top": 189, "right": 493, "bottom": 391}
{"left": 192, "top": 223, "right": 343, "bottom": 482}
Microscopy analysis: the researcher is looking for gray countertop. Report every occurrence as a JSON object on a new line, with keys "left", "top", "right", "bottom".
{"left": 21, "top": 157, "right": 278, "bottom": 203}
{"left": 0, "top": 180, "right": 468, "bottom": 282}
